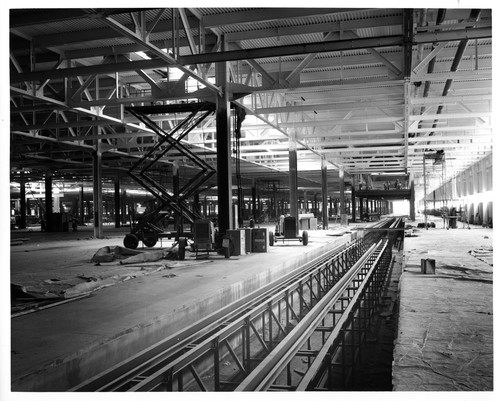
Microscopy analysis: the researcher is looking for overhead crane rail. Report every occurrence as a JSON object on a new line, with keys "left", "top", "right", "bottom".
{"left": 70, "top": 218, "right": 401, "bottom": 392}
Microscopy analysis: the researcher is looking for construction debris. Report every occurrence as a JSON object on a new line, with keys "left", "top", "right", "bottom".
{"left": 90, "top": 245, "right": 178, "bottom": 264}
{"left": 119, "top": 248, "right": 176, "bottom": 265}
{"left": 90, "top": 245, "right": 143, "bottom": 263}
{"left": 469, "top": 246, "right": 493, "bottom": 266}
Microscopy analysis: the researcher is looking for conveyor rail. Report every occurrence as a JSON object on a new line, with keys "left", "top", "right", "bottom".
{"left": 237, "top": 239, "right": 391, "bottom": 391}
{"left": 70, "top": 234, "right": 365, "bottom": 392}
{"left": 70, "top": 218, "right": 399, "bottom": 392}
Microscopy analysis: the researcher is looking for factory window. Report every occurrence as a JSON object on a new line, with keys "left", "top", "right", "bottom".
{"left": 468, "top": 169, "right": 474, "bottom": 195}
{"left": 485, "top": 165, "right": 492, "bottom": 191}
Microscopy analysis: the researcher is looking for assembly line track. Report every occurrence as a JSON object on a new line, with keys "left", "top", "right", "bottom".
{"left": 237, "top": 238, "right": 392, "bottom": 391}
{"left": 71, "top": 218, "right": 399, "bottom": 392}
{"left": 71, "top": 233, "right": 365, "bottom": 391}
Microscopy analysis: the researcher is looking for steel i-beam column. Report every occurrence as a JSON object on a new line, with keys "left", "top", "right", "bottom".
{"left": 339, "top": 168, "right": 345, "bottom": 224}
{"left": 114, "top": 178, "right": 121, "bottom": 228}
{"left": 93, "top": 136, "right": 103, "bottom": 238}
{"left": 215, "top": 36, "right": 233, "bottom": 234}
{"left": 409, "top": 172, "right": 416, "bottom": 221}
{"left": 121, "top": 190, "right": 127, "bottom": 225}
{"left": 321, "top": 158, "right": 329, "bottom": 230}
{"left": 251, "top": 181, "right": 257, "bottom": 223}
{"left": 44, "top": 170, "right": 53, "bottom": 232}
{"left": 289, "top": 130, "right": 299, "bottom": 230}
{"left": 19, "top": 171, "right": 27, "bottom": 229}
{"left": 351, "top": 190, "right": 357, "bottom": 224}
{"left": 173, "top": 161, "right": 181, "bottom": 232}
{"left": 80, "top": 184, "right": 85, "bottom": 225}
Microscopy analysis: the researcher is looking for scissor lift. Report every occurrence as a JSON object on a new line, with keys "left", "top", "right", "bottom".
{"left": 123, "top": 102, "right": 216, "bottom": 249}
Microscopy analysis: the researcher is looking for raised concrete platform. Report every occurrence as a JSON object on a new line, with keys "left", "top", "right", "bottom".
{"left": 9, "top": 224, "right": 355, "bottom": 391}
{"left": 393, "top": 217, "right": 493, "bottom": 391}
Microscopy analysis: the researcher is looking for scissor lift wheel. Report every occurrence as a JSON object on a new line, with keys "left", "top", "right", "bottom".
{"left": 142, "top": 232, "right": 159, "bottom": 248}
{"left": 124, "top": 233, "right": 139, "bottom": 249}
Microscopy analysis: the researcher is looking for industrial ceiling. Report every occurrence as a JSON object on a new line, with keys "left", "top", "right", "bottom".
{"left": 9, "top": 7, "right": 493, "bottom": 201}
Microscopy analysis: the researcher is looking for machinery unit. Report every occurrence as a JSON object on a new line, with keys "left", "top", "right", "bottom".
{"left": 193, "top": 219, "right": 216, "bottom": 252}
{"left": 251, "top": 228, "right": 268, "bottom": 253}
{"left": 177, "top": 219, "right": 233, "bottom": 260}
{"left": 269, "top": 216, "right": 309, "bottom": 246}
{"left": 226, "top": 229, "right": 246, "bottom": 256}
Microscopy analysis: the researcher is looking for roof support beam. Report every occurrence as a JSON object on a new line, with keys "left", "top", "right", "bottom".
{"left": 201, "top": 8, "right": 366, "bottom": 28}
{"left": 11, "top": 86, "right": 153, "bottom": 134}
{"left": 409, "top": 126, "right": 491, "bottom": 134}
{"left": 94, "top": 11, "right": 221, "bottom": 95}
{"left": 285, "top": 31, "right": 341, "bottom": 83}
{"left": 178, "top": 8, "right": 203, "bottom": 76}
{"left": 412, "top": 42, "right": 447, "bottom": 75}
{"left": 411, "top": 69, "right": 491, "bottom": 82}
{"left": 409, "top": 112, "right": 490, "bottom": 121}
{"left": 404, "top": 80, "right": 410, "bottom": 169}
{"left": 414, "top": 26, "right": 491, "bottom": 44}
{"left": 255, "top": 100, "right": 404, "bottom": 114}
{"left": 234, "top": 101, "right": 341, "bottom": 171}
{"left": 410, "top": 94, "right": 492, "bottom": 105}
{"left": 228, "top": 42, "right": 276, "bottom": 86}
{"left": 225, "top": 15, "right": 402, "bottom": 42}
{"left": 343, "top": 30, "right": 402, "bottom": 77}
{"left": 11, "top": 58, "right": 168, "bottom": 83}
{"left": 180, "top": 36, "right": 404, "bottom": 64}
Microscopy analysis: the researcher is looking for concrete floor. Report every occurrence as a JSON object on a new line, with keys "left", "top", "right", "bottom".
{"left": 9, "top": 223, "right": 355, "bottom": 391}
{"left": 5, "top": 217, "right": 495, "bottom": 395}
{"left": 393, "top": 216, "right": 494, "bottom": 391}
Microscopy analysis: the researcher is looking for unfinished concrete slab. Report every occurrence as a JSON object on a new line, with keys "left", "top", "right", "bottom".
{"left": 393, "top": 218, "right": 493, "bottom": 391}
{"left": 10, "top": 224, "right": 355, "bottom": 391}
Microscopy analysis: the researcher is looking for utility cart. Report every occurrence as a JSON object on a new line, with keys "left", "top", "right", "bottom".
{"left": 269, "top": 216, "right": 309, "bottom": 246}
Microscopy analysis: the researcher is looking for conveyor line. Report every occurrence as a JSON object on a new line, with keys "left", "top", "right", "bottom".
{"left": 70, "top": 218, "right": 401, "bottom": 392}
